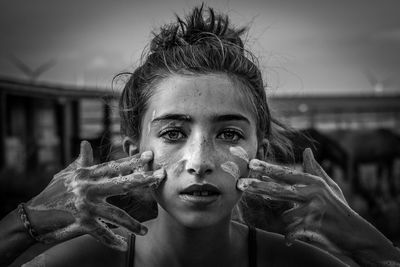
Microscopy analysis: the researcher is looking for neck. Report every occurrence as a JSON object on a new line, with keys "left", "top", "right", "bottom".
{"left": 144, "top": 207, "right": 238, "bottom": 266}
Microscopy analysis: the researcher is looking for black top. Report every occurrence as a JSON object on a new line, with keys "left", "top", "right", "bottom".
{"left": 126, "top": 225, "right": 258, "bottom": 267}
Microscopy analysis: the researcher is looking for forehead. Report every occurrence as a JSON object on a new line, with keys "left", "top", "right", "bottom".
{"left": 147, "top": 73, "right": 256, "bottom": 121}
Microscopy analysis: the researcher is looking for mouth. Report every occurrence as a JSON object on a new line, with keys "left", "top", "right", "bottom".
{"left": 179, "top": 183, "right": 221, "bottom": 206}
{"left": 180, "top": 183, "right": 221, "bottom": 196}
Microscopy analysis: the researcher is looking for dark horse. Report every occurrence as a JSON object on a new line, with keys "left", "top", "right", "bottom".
{"left": 273, "top": 128, "right": 348, "bottom": 176}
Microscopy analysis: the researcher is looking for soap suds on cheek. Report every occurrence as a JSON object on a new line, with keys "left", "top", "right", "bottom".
{"left": 219, "top": 146, "right": 250, "bottom": 181}
{"left": 221, "top": 161, "right": 240, "bottom": 180}
{"left": 153, "top": 152, "right": 171, "bottom": 170}
{"left": 153, "top": 150, "right": 185, "bottom": 182}
{"left": 230, "top": 146, "right": 249, "bottom": 163}
{"left": 151, "top": 152, "right": 185, "bottom": 204}
{"left": 171, "top": 159, "right": 185, "bottom": 177}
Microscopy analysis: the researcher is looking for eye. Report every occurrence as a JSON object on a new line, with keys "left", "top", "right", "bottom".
{"left": 217, "top": 129, "right": 243, "bottom": 143}
{"left": 159, "top": 129, "right": 186, "bottom": 142}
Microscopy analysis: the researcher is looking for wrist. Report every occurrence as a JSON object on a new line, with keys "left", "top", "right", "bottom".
{"left": 0, "top": 207, "right": 36, "bottom": 265}
{"left": 23, "top": 201, "right": 77, "bottom": 243}
{"left": 17, "top": 203, "right": 42, "bottom": 243}
{"left": 341, "top": 213, "right": 400, "bottom": 266}
{"left": 10, "top": 207, "right": 36, "bottom": 245}
{"left": 376, "top": 245, "right": 400, "bottom": 266}
{"left": 351, "top": 238, "right": 400, "bottom": 267}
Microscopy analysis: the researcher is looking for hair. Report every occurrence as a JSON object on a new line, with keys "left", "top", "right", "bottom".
{"left": 117, "top": 4, "right": 293, "bottom": 226}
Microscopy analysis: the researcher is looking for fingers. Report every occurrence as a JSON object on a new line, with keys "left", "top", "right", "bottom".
{"left": 302, "top": 148, "right": 348, "bottom": 204}
{"left": 90, "top": 168, "right": 166, "bottom": 197}
{"left": 286, "top": 228, "right": 331, "bottom": 248}
{"left": 283, "top": 197, "right": 327, "bottom": 246}
{"left": 62, "top": 141, "right": 94, "bottom": 173}
{"left": 302, "top": 148, "right": 331, "bottom": 184}
{"left": 88, "top": 151, "right": 154, "bottom": 179}
{"left": 78, "top": 140, "right": 94, "bottom": 167}
{"left": 283, "top": 201, "right": 325, "bottom": 227}
{"left": 93, "top": 203, "right": 148, "bottom": 235}
{"left": 237, "top": 178, "right": 306, "bottom": 202}
{"left": 249, "top": 159, "right": 323, "bottom": 186}
{"left": 285, "top": 225, "right": 342, "bottom": 255}
{"left": 282, "top": 203, "right": 310, "bottom": 224}
{"left": 284, "top": 218, "right": 304, "bottom": 246}
{"left": 38, "top": 223, "right": 83, "bottom": 243}
{"left": 88, "top": 219, "right": 128, "bottom": 251}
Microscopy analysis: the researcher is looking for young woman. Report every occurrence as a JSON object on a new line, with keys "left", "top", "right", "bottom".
{"left": 1, "top": 5, "right": 399, "bottom": 267}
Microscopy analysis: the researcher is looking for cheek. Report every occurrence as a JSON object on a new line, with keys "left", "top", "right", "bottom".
{"left": 220, "top": 145, "right": 253, "bottom": 180}
{"left": 230, "top": 146, "right": 250, "bottom": 162}
{"left": 147, "top": 146, "right": 183, "bottom": 200}
{"left": 146, "top": 143, "right": 185, "bottom": 178}
{"left": 145, "top": 141, "right": 254, "bottom": 182}
{"left": 139, "top": 133, "right": 174, "bottom": 168}
{"left": 220, "top": 161, "right": 241, "bottom": 180}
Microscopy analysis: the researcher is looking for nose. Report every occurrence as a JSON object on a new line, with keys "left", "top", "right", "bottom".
{"left": 185, "top": 136, "right": 215, "bottom": 177}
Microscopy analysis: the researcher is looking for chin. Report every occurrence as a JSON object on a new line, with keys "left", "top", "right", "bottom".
{"left": 175, "top": 211, "right": 228, "bottom": 229}
{"left": 157, "top": 200, "right": 233, "bottom": 229}
{"left": 154, "top": 186, "right": 239, "bottom": 228}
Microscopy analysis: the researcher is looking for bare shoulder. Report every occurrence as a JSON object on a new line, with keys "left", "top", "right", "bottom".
{"left": 21, "top": 229, "right": 128, "bottom": 267}
{"left": 255, "top": 228, "right": 347, "bottom": 266}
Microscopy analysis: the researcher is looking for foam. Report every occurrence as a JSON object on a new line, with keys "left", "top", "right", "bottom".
{"left": 229, "top": 146, "right": 249, "bottom": 163}
{"left": 221, "top": 161, "right": 240, "bottom": 180}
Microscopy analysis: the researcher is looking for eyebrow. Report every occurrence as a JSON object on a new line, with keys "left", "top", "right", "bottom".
{"left": 151, "top": 114, "right": 192, "bottom": 123}
{"left": 151, "top": 113, "right": 250, "bottom": 124}
{"left": 211, "top": 114, "right": 250, "bottom": 124}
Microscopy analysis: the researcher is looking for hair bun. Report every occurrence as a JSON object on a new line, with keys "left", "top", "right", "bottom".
{"left": 150, "top": 5, "right": 246, "bottom": 52}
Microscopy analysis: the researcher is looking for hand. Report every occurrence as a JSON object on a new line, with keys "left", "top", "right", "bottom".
{"left": 237, "top": 148, "right": 400, "bottom": 266}
{"left": 25, "top": 141, "right": 165, "bottom": 251}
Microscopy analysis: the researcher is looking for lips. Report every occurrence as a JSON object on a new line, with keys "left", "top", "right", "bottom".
{"left": 179, "top": 183, "right": 221, "bottom": 207}
{"left": 180, "top": 183, "right": 221, "bottom": 196}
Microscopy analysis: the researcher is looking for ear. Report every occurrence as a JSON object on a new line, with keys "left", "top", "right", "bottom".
{"left": 122, "top": 137, "right": 139, "bottom": 156}
{"left": 256, "top": 138, "right": 269, "bottom": 160}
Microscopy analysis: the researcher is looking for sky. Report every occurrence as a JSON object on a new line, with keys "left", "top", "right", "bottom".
{"left": 1, "top": 0, "right": 400, "bottom": 95}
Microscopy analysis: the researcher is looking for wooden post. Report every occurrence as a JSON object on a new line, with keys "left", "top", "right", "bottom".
{"left": 63, "top": 100, "right": 73, "bottom": 164}
{"left": 25, "top": 97, "right": 36, "bottom": 170}
{"left": 55, "top": 98, "right": 66, "bottom": 166}
{"left": 100, "top": 96, "right": 112, "bottom": 162}
{"left": 70, "top": 100, "right": 80, "bottom": 159}
{"left": 309, "top": 109, "right": 316, "bottom": 129}
{"left": 0, "top": 91, "right": 5, "bottom": 169}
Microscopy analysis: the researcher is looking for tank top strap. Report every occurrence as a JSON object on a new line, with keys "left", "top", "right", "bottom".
{"left": 248, "top": 225, "right": 258, "bottom": 267}
{"left": 126, "top": 233, "right": 136, "bottom": 267}
{"left": 126, "top": 227, "right": 257, "bottom": 267}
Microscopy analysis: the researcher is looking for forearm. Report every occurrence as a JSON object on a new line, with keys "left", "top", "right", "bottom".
{"left": 353, "top": 245, "right": 400, "bottom": 267}
{"left": 0, "top": 208, "right": 36, "bottom": 266}
{"left": 350, "top": 229, "right": 400, "bottom": 267}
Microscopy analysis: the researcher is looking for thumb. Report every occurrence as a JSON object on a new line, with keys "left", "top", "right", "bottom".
{"left": 303, "top": 148, "right": 333, "bottom": 185}
{"left": 302, "top": 148, "right": 317, "bottom": 175}
{"left": 78, "top": 140, "right": 94, "bottom": 167}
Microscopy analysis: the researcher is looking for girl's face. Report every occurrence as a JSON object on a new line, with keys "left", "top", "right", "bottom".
{"left": 139, "top": 73, "right": 259, "bottom": 228}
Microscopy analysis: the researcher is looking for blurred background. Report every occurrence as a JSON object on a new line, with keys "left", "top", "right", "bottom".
{"left": 0, "top": 0, "right": 399, "bottom": 243}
